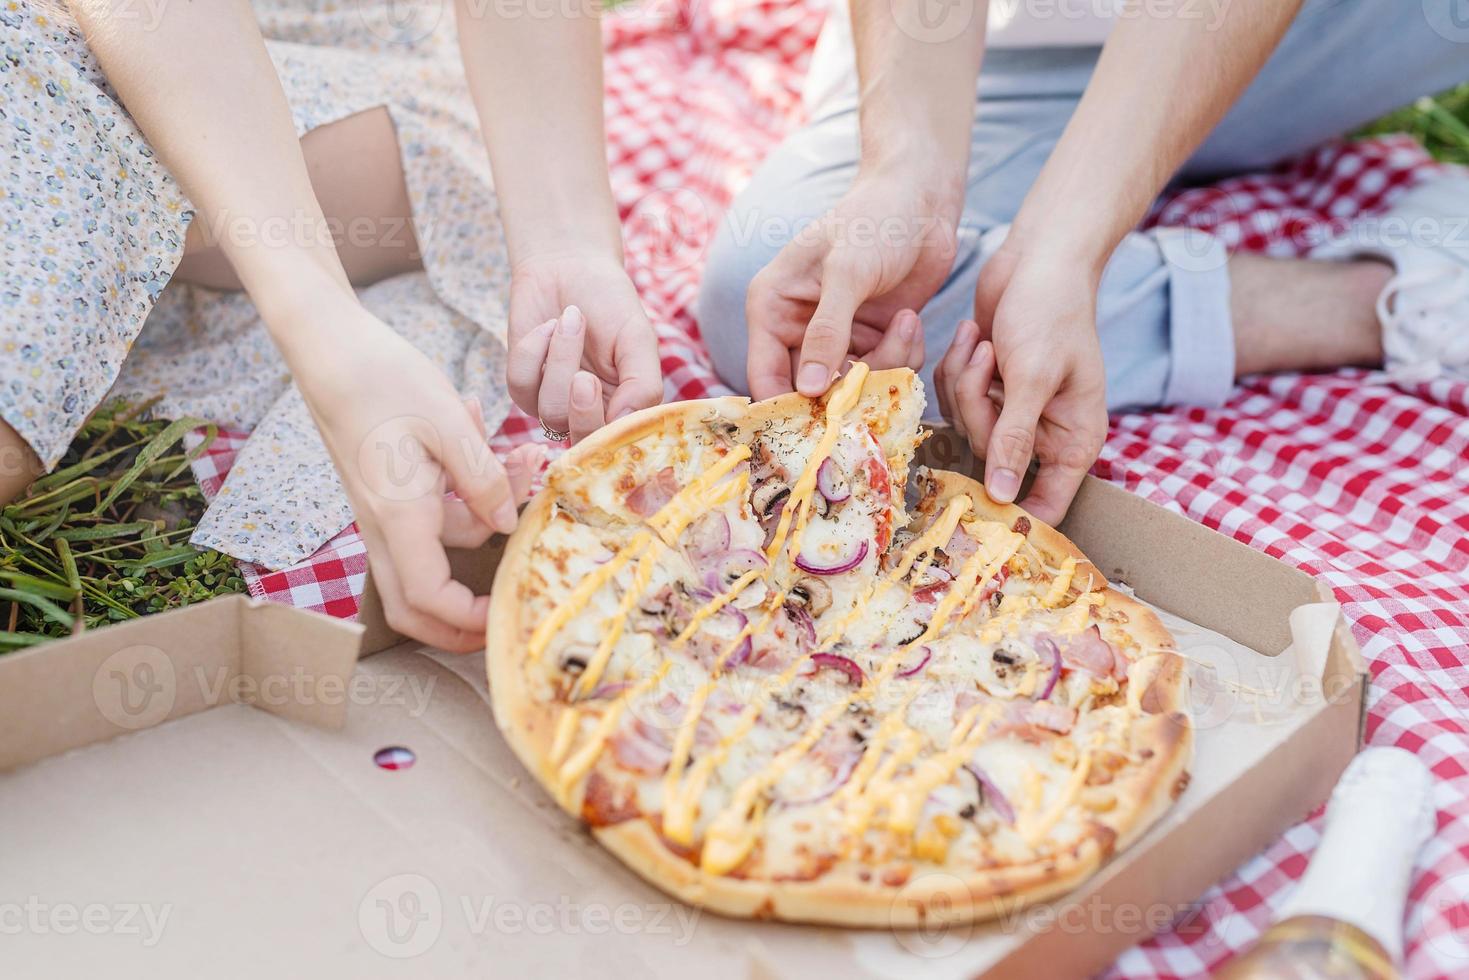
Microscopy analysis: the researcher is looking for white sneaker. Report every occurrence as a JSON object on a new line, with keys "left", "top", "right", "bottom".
{"left": 1312, "top": 172, "right": 1469, "bottom": 384}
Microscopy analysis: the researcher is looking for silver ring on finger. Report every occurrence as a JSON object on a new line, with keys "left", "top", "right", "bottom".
{"left": 539, "top": 418, "right": 571, "bottom": 442}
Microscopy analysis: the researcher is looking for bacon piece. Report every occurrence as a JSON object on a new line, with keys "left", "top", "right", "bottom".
{"left": 1057, "top": 625, "right": 1125, "bottom": 680}
{"left": 912, "top": 581, "right": 949, "bottom": 604}
{"left": 944, "top": 526, "right": 978, "bottom": 563}
{"left": 953, "top": 692, "right": 1076, "bottom": 741}
{"left": 1023, "top": 700, "right": 1077, "bottom": 734}
{"left": 581, "top": 771, "right": 639, "bottom": 826}
{"left": 625, "top": 466, "right": 680, "bottom": 517}
{"left": 608, "top": 717, "right": 673, "bottom": 774}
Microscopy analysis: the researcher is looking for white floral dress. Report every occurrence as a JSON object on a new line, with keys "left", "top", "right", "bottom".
{"left": 0, "top": 0, "right": 513, "bottom": 568}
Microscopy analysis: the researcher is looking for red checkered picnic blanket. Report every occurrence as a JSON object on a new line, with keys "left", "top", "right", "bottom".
{"left": 190, "top": 3, "right": 1469, "bottom": 975}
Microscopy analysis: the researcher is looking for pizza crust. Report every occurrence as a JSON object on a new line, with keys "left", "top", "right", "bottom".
{"left": 486, "top": 369, "right": 1193, "bottom": 927}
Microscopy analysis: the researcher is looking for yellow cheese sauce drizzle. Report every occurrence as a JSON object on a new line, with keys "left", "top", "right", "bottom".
{"left": 762, "top": 363, "right": 870, "bottom": 564}
{"left": 546, "top": 370, "right": 867, "bottom": 841}
{"left": 883, "top": 703, "right": 1002, "bottom": 836}
{"left": 1021, "top": 746, "right": 1094, "bottom": 847}
{"left": 816, "top": 494, "right": 971, "bottom": 647}
{"left": 660, "top": 501, "right": 980, "bottom": 848}
{"left": 696, "top": 526, "right": 1023, "bottom": 874}
{"left": 527, "top": 531, "right": 648, "bottom": 664}
{"left": 554, "top": 662, "right": 672, "bottom": 804}
{"left": 646, "top": 444, "right": 752, "bottom": 546}
{"left": 670, "top": 569, "right": 762, "bottom": 649}
{"left": 528, "top": 443, "right": 749, "bottom": 665}
{"left": 573, "top": 544, "right": 661, "bottom": 697}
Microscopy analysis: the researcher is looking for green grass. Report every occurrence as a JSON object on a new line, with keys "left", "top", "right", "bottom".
{"left": 1357, "top": 83, "right": 1469, "bottom": 165}
{"left": 0, "top": 400, "right": 246, "bottom": 651}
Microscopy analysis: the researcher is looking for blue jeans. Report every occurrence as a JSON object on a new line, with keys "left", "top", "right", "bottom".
{"left": 697, "top": 0, "right": 1469, "bottom": 412}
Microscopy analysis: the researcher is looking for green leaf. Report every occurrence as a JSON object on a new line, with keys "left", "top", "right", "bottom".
{"left": 27, "top": 443, "right": 135, "bottom": 494}
{"left": 124, "top": 546, "right": 201, "bottom": 573}
{"left": 54, "top": 538, "right": 81, "bottom": 596}
{"left": 53, "top": 522, "right": 157, "bottom": 542}
{"left": 0, "top": 571, "right": 78, "bottom": 601}
{"left": 94, "top": 417, "right": 207, "bottom": 514}
{"left": 0, "top": 587, "right": 75, "bottom": 627}
{"left": 0, "top": 631, "right": 49, "bottom": 650}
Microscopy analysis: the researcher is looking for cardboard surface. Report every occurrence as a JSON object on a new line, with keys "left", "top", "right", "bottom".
{"left": 0, "top": 431, "right": 1367, "bottom": 979}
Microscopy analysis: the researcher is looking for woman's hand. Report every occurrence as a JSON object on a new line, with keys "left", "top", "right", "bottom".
{"left": 744, "top": 172, "right": 958, "bottom": 400}
{"left": 935, "top": 240, "right": 1108, "bottom": 525}
{"left": 295, "top": 300, "right": 543, "bottom": 652}
{"left": 506, "top": 250, "right": 663, "bottom": 443}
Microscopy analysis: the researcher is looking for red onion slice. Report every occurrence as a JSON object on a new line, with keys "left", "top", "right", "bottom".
{"left": 717, "top": 548, "right": 768, "bottom": 583}
{"left": 720, "top": 605, "right": 753, "bottom": 668}
{"left": 685, "top": 512, "right": 730, "bottom": 559}
{"left": 964, "top": 763, "right": 1017, "bottom": 825}
{"left": 896, "top": 645, "right": 932, "bottom": 678}
{"left": 816, "top": 458, "right": 851, "bottom": 503}
{"left": 784, "top": 602, "right": 817, "bottom": 649}
{"left": 795, "top": 538, "right": 869, "bottom": 576}
{"left": 1035, "top": 636, "right": 1062, "bottom": 700}
{"left": 806, "top": 652, "right": 865, "bottom": 685}
{"left": 779, "top": 747, "right": 863, "bottom": 807}
{"left": 587, "top": 680, "right": 631, "bottom": 701}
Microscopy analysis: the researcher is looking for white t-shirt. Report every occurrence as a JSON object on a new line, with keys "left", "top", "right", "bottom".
{"left": 986, "top": 0, "right": 1116, "bottom": 47}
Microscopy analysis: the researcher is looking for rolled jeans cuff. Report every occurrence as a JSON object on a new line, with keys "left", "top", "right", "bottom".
{"left": 1154, "top": 226, "right": 1236, "bottom": 407}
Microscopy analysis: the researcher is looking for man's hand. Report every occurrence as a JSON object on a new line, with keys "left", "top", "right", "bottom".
{"left": 506, "top": 250, "right": 663, "bottom": 443}
{"left": 745, "top": 174, "right": 957, "bottom": 399}
{"left": 300, "top": 301, "right": 543, "bottom": 652}
{"left": 935, "top": 241, "right": 1108, "bottom": 525}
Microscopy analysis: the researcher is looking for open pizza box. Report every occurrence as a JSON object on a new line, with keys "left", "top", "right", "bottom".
{"left": 0, "top": 426, "right": 1366, "bottom": 979}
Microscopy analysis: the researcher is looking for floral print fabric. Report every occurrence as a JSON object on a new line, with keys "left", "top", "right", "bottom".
{"left": 0, "top": 0, "right": 513, "bottom": 569}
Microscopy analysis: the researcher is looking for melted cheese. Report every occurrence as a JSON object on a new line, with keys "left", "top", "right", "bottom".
{"left": 763, "top": 363, "right": 870, "bottom": 563}
{"left": 555, "top": 662, "right": 672, "bottom": 801}
{"left": 528, "top": 531, "right": 649, "bottom": 663}
{"left": 671, "top": 569, "right": 762, "bottom": 648}
{"left": 1022, "top": 749, "right": 1093, "bottom": 847}
{"left": 647, "top": 449, "right": 751, "bottom": 545}
{"left": 1043, "top": 556, "right": 1077, "bottom": 607}
{"left": 886, "top": 703, "right": 1001, "bottom": 834}
{"left": 817, "top": 494, "right": 971, "bottom": 646}
{"left": 573, "top": 546, "right": 661, "bottom": 697}
{"left": 549, "top": 709, "right": 581, "bottom": 766}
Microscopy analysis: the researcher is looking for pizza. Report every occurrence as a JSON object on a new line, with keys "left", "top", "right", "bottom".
{"left": 486, "top": 364, "right": 1192, "bottom": 926}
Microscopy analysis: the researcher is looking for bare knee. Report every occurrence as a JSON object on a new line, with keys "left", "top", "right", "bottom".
{"left": 173, "top": 106, "right": 420, "bottom": 292}
{"left": 0, "top": 418, "right": 46, "bottom": 507}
